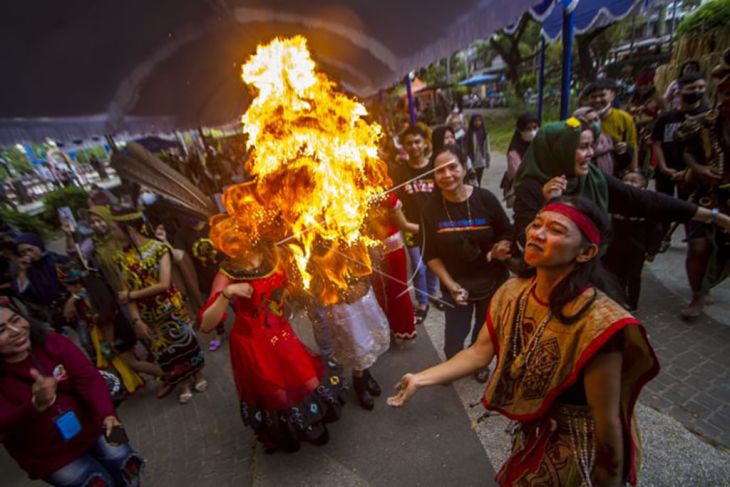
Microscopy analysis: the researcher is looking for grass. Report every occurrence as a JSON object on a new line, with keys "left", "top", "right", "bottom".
{"left": 482, "top": 108, "right": 519, "bottom": 153}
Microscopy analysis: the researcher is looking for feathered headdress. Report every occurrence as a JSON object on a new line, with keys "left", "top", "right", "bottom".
{"left": 110, "top": 142, "right": 216, "bottom": 220}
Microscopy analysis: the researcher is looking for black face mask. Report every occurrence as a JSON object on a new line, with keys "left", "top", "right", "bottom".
{"left": 681, "top": 92, "right": 703, "bottom": 104}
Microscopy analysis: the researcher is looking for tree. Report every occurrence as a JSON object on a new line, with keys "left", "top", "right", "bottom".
{"left": 488, "top": 13, "right": 541, "bottom": 95}
{"left": 575, "top": 24, "right": 616, "bottom": 83}
{"left": 0, "top": 146, "right": 33, "bottom": 179}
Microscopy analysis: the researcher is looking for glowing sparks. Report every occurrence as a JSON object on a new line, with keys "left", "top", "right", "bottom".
{"left": 210, "top": 36, "right": 391, "bottom": 304}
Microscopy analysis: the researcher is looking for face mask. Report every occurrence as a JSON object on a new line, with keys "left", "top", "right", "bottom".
{"left": 592, "top": 121, "right": 602, "bottom": 134}
{"left": 520, "top": 129, "right": 537, "bottom": 142}
{"left": 681, "top": 92, "right": 703, "bottom": 104}
{"left": 140, "top": 192, "right": 157, "bottom": 205}
{"left": 452, "top": 107, "right": 459, "bottom": 114}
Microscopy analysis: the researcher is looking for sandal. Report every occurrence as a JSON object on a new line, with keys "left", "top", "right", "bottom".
{"left": 194, "top": 378, "right": 208, "bottom": 392}
{"left": 178, "top": 390, "right": 193, "bottom": 404}
{"left": 414, "top": 305, "right": 429, "bottom": 325}
{"left": 208, "top": 339, "right": 222, "bottom": 352}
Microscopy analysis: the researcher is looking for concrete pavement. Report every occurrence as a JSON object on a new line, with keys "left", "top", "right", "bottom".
{"left": 3, "top": 153, "right": 730, "bottom": 486}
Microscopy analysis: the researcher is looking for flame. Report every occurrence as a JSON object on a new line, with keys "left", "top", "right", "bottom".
{"left": 210, "top": 36, "right": 391, "bottom": 305}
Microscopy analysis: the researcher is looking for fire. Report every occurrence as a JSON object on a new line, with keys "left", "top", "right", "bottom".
{"left": 210, "top": 36, "right": 391, "bottom": 304}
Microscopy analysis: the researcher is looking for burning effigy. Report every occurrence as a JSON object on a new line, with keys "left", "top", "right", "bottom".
{"left": 209, "top": 36, "right": 392, "bottom": 305}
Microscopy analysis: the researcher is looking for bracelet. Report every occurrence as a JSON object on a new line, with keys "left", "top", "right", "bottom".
{"left": 710, "top": 208, "right": 719, "bottom": 223}
{"left": 221, "top": 289, "right": 232, "bottom": 300}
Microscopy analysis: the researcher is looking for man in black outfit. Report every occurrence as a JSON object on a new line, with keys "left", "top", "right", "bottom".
{"left": 651, "top": 71, "right": 709, "bottom": 252}
{"left": 652, "top": 72, "right": 709, "bottom": 198}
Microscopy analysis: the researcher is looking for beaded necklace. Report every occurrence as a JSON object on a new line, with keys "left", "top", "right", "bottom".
{"left": 509, "top": 282, "right": 552, "bottom": 381}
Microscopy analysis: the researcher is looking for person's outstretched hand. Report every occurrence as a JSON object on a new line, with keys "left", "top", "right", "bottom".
{"left": 387, "top": 373, "right": 419, "bottom": 407}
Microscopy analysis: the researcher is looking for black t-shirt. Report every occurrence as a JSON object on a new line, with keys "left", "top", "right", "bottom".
{"left": 390, "top": 159, "right": 435, "bottom": 246}
{"left": 651, "top": 105, "right": 709, "bottom": 170}
{"left": 422, "top": 187, "right": 512, "bottom": 299}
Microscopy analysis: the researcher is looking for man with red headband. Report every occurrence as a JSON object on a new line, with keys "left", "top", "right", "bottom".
{"left": 388, "top": 196, "right": 659, "bottom": 487}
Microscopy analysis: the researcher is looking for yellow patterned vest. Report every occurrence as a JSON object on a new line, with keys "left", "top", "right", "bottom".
{"left": 482, "top": 277, "right": 659, "bottom": 485}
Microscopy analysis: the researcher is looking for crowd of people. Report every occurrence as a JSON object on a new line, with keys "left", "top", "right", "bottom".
{"left": 1, "top": 50, "right": 729, "bottom": 487}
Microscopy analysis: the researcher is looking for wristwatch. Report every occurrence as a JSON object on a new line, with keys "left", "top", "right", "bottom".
{"left": 711, "top": 208, "right": 719, "bottom": 223}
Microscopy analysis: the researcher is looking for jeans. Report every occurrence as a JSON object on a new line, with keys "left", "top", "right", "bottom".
{"left": 44, "top": 436, "right": 143, "bottom": 487}
{"left": 442, "top": 293, "right": 489, "bottom": 359}
{"left": 406, "top": 246, "right": 439, "bottom": 306}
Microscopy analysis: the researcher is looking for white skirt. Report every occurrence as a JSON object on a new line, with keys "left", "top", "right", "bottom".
{"left": 321, "top": 287, "right": 390, "bottom": 370}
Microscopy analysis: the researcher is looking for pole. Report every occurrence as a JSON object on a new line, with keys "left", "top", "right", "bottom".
{"left": 405, "top": 75, "right": 417, "bottom": 126}
{"left": 668, "top": 0, "right": 678, "bottom": 60}
{"left": 560, "top": 0, "right": 575, "bottom": 120}
{"left": 537, "top": 35, "right": 547, "bottom": 123}
{"left": 104, "top": 134, "right": 118, "bottom": 153}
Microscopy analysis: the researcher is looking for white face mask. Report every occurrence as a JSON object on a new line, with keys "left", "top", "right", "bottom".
{"left": 520, "top": 129, "right": 537, "bottom": 142}
{"left": 140, "top": 192, "right": 157, "bottom": 206}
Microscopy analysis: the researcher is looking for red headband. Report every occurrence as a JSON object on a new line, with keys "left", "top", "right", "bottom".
{"left": 542, "top": 202, "right": 601, "bottom": 245}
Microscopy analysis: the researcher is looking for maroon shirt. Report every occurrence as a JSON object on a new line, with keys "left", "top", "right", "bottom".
{"left": 0, "top": 333, "right": 116, "bottom": 479}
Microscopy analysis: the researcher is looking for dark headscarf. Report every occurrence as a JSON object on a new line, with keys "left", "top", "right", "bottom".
{"left": 15, "top": 233, "right": 68, "bottom": 305}
{"left": 513, "top": 119, "right": 609, "bottom": 210}
{"left": 507, "top": 112, "right": 539, "bottom": 159}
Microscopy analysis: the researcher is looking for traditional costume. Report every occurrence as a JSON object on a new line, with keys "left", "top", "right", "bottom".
{"left": 203, "top": 255, "right": 347, "bottom": 451}
{"left": 482, "top": 276, "right": 659, "bottom": 486}
{"left": 370, "top": 193, "right": 416, "bottom": 343}
{"left": 675, "top": 48, "right": 730, "bottom": 291}
{"left": 115, "top": 237, "right": 204, "bottom": 387}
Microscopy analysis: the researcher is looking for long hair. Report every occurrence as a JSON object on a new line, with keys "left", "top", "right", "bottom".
{"left": 507, "top": 112, "right": 539, "bottom": 158}
{"left": 518, "top": 196, "right": 619, "bottom": 324}
{"left": 0, "top": 302, "right": 48, "bottom": 376}
{"left": 430, "top": 125, "right": 455, "bottom": 156}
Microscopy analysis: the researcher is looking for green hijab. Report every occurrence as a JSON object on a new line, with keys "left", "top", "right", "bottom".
{"left": 513, "top": 119, "right": 609, "bottom": 210}
{"left": 88, "top": 205, "right": 124, "bottom": 291}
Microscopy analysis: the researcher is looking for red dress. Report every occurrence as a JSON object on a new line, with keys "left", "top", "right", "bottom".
{"left": 203, "top": 263, "right": 346, "bottom": 448}
{"left": 371, "top": 193, "right": 416, "bottom": 341}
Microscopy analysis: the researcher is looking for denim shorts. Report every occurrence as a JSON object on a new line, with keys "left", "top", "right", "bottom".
{"left": 44, "top": 435, "right": 144, "bottom": 487}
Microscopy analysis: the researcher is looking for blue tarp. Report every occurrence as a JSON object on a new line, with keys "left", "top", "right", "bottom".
{"left": 541, "top": 0, "right": 653, "bottom": 41}
{"left": 459, "top": 73, "right": 500, "bottom": 86}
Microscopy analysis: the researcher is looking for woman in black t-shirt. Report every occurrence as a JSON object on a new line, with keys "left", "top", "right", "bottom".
{"left": 422, "top": 145, "right": 512, "bottom": 371}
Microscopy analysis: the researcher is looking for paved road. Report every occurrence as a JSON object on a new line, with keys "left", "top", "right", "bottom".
{"left": 3, "top": 153, "right": 730, "bottom": 486}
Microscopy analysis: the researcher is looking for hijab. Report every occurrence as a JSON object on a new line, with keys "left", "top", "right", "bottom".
{"left": 15, "top": 233, "right": 67, "bottom": 304}
{"left": 513, "top": 119, "right": 609, "bottom": 210}
{"left": 573, "top": 106, "right": 615, "bottom": 175}
{"left": 88, "top": 206, "right": 124, "bottom": 290}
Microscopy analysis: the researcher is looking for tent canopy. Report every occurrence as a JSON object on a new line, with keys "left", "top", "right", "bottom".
{"left": 459, "top": 73, "right": 500, "bottom": 86}
{"left": 541, "top": 0, "right": 650, "bottom": 41}
{"left": 0, "top": 0, "right": 534, "bottom": 144}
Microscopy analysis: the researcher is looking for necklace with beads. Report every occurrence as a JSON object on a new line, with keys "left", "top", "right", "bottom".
{"left": 509, "top": 283, "right": 552, "bottom": 381}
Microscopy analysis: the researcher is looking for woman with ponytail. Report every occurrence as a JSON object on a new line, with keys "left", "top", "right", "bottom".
{"left": 388, "top": 196, "right": 659, "bottom": 487}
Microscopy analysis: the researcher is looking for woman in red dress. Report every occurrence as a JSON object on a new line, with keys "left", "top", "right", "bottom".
{"left": 200, "top": 244, "right": 346, "bottom": 453}
{"left": 370, "top": 192, "right": 418, "bottom": 344}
